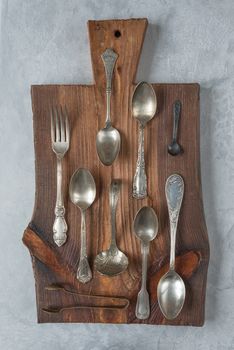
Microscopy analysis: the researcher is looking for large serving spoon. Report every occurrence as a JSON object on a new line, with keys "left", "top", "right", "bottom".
{"left": 132, "top": 82, "right": 157, "bottom": 199}
{"left": 157, "top": 174, "right": 186, "bottom": 320}
{"left": 94, "top": 180, "right": 128, "bottom": 276}
{"left": 69, "top": 168, "right": 96, "bottom": 283}
{"left": 96, "top": 48, "right": 121, "bottom": 166}
{"left": 134, "top": 206, "right": 158, "bottom": 319}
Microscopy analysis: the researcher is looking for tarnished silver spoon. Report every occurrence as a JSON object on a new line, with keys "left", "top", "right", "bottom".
{"left": 132, "top": 82, "right": 157, "bottom": 199}
{"left": 69, "top": 168, "right": 96, "bottom": 284}
{"left": 96, "top": 48, "right": 121, "bottom": 166}
{"left": 94, "top": 180, "right": 128, "bottom": 276}
{"left": 134, "top": 206, "right": 158, "bottom": 319}
{"left": 157, "top": 174, "right": 186, "bottom": 320}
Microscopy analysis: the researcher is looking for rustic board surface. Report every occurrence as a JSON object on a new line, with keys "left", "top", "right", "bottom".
{"left": 23, "top": 18, "right": 209, "bottom": 325}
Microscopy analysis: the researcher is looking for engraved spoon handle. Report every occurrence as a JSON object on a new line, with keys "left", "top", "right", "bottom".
{"left": 165, "top": 174, "right": 184, "bottom": 270}
{"left": 172, "top": 100, "right": 181, "bottom": 142}
{"left": 135, "top": 242, "right": 150, "bottom": 319}
{"left": 53, "top": 157, "right": 68, "bottom": 247}
{"left": 101, "top": 48, "right": 118, "bottom": 126}
{"left": 77, "top": 209, "right": 92, "bottom": 284}
{"left": 109, "top": 180, "right": 121, "bottom": 248}
{"left": 133, "top": 123, "right": 147, "bottom": 199}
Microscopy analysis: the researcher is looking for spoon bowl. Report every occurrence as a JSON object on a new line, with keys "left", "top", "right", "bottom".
{"left": 96, "top": 125, "right": 121, "bottom": 166}
{"left": 157, "top": 270, "right": 185, "bottom": 320}
{"left": 95, "top": 248, "right": 128, "bottom": 276}
{"left": 134, "top": 206, "right": 158, "bottom": 243}
{"left": 69, "top": 168, "right": 96, "bottom": 210}
{"left": 168, "top": 141, "right": 182, "bottom": 156}
{"left": 132, "top": 82, "right": 157, "bottom": 124}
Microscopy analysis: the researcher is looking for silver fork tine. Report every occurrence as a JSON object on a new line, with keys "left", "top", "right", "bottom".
{"left": 50, "top": 106, "right": 56, "bottom": 142}
{"left": 64, "top": 105, "right": 70, "bottom": 143}
{"left": 54, "top": 106, "right": 60, "bottom": 142}
{"left": 59, "top": 105, "right": 65, "bottom": 142}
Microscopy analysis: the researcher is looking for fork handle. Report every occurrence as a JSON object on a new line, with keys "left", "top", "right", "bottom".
{"left": 53, "top": 158, "right": 68, "bottom": 247}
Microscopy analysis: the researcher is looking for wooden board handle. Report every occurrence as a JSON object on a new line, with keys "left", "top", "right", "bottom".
{"left": 88, "top": 19, "right": 148, "bottom": 86}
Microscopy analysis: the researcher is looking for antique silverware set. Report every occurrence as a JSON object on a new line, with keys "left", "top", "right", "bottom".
{"left": 50, "top": 48, "right": 185, "bottom": 321}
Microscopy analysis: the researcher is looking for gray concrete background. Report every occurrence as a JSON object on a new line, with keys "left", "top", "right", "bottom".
{"left": 0, "top": 0, "right": 234, "bottom": 349}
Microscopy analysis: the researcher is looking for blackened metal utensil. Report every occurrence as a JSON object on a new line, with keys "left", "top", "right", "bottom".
{"left": 168, "top": 100, "right": 182, "bottom": 156}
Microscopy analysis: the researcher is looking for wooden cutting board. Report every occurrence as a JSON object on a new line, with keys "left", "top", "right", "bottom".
{"left": 23, "top": 18, "right": 210, "bottom": 326}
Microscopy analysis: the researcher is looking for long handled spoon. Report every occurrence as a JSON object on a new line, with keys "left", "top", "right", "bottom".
{"left": 157, "top": 174, "right": 186, "bottom": 320}
{"left": 132, "top": 82, "right": 157, "bottom": 199}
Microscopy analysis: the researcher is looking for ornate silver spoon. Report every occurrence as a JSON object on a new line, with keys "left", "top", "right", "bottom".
{"left": 96, "top": 48, "right": 121, "bottom": 166}
{"left": 132, "top": 82, "right": 157, "bottom": 199}
{"left": 157, "top": 174, "right": 186, "bottom": 320}
{"left": 95, "top": 180, "right": 128, "bottom": 276}
{"left": 69, "top": 168, "right": 96, "bottom": 283}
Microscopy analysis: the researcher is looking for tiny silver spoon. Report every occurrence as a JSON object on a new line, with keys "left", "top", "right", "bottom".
{"left": 69, "top": 168, "right": 96, "bottom": 284}
{"left": 132, "top": 82, "right": 157, "bottom": 199}
{"left": 95, "top": 180, "right": 128, "bottom": 276}
{"left": 96, "top": 48, "right": 121, "bottom": 166}
{"left": 168, "top": 100, "right": 182, "bottom": 156}
{"left": 134, "top": 206, "right": 158, "bottom": 319}
{"left": 157, "top": 174, "right": 186, "bottom": 320}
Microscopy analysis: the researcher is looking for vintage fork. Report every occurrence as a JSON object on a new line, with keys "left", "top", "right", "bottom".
{"left": 51, "top": 106, "right": 70, "bottom": 247}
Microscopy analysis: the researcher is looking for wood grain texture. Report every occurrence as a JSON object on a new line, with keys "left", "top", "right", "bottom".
{"left": 23, "top": 18, "right": 209, "bottom": 325}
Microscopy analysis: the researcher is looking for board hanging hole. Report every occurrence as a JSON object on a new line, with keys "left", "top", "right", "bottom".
{"left": 114, "top": 30, "right": 121, "bottom": 38}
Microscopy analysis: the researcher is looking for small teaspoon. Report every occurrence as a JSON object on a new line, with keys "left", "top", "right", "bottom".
{"left": 168, "top": 100, "right": 183, "bottom": 156}
{"left": 134, "top": 206, "right": 158, "bottom": 319}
